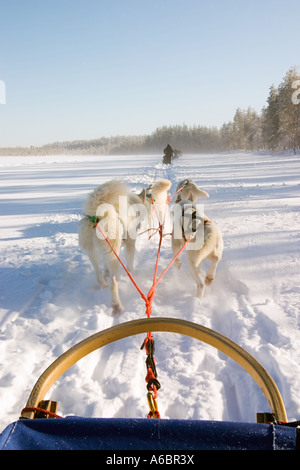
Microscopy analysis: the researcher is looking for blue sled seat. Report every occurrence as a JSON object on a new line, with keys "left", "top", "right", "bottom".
{"left": 0, "top": 417, "right": 297, "bottom": 450}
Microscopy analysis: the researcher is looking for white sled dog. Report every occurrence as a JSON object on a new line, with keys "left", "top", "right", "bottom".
{"left": 172, "top": 179, "right": 223, "bottom": 297}
{"left": 79, "top": 179, "right": 171, "bottom": 313}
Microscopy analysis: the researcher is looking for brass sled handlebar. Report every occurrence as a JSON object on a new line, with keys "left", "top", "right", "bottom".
{"left": 21, "top": 317, "right": 287, "bottom": 422}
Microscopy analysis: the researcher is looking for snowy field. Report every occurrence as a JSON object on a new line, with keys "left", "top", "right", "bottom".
{"left": 0, "top": 151, "right": 300, "bottom": 433}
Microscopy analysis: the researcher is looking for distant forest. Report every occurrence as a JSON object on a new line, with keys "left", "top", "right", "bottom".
{"left": 1, "top": 66, "right": 300, "bottom": 156}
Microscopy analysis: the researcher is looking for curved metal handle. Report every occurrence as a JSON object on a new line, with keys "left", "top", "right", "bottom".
{"left": 21, "top": 317, "right": 287, "bottom": 422}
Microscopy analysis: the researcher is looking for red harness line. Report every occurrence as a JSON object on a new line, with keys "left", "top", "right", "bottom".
{"left": 94, "top": 183, "right": 191, "bottom": 418}
{"left": 21, "top": 407, "right": 63, "bottom": 419}
{"left": 94, "top": 183, "right": 188, "bottom": 319}
{"left": 94, "top": 215, "right": 193, "bottom": 316}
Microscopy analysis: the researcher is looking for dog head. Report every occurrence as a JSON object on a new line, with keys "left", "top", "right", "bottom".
{"left": 175, "top": 179, "right": 209, "bottom": 202}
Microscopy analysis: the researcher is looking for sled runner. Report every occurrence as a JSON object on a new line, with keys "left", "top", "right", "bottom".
{"left": 0, "top": 317, "right": 298, "bottom": 450}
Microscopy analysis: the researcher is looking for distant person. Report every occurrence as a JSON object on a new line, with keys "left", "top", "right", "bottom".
{"left": 163, "top": 144, "right": 174, "bottom": 164}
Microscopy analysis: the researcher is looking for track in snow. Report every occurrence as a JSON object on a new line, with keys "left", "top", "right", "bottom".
{"left": 0, "top": 152, "right": 300, "bottom": 430}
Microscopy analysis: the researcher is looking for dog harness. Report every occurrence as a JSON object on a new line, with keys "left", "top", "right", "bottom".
{"left": 181, "top": 205, "right": 211, "bottom": 241}
{"left": 84, "top": 213, "right": 126, "bottom": 234}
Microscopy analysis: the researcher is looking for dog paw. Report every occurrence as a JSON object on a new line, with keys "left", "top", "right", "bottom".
{"left": 174, "top": 259, "right": 182, "bottom": 269}
{"left": 99, "top": 280, "right": 109, "bottom": 288}
{"left": 205, "top": 275, "right": 214, "bottom": 285}
{"left": 112, "top": 304, "right": 123, "bottom": 315}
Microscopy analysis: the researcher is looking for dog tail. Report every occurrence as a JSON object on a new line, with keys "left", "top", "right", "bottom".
{"left": 150, "top": 179, "right": 171, "bottom": 201}
{"left": 147, "top": 179, "right": 171, "bottom": 223}
{"left": 78, "top": 217, "right": 94, "bottom": 251}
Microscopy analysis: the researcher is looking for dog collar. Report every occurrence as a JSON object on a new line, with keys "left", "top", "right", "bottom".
{"left": 84, "top": 214, "right": 99, "bottom": 226}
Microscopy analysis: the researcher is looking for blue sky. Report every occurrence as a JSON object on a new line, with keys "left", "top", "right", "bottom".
{"left": 0, "top": 0, "right": 299, "bottom": 147}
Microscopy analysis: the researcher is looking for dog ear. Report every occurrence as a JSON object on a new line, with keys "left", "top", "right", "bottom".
{"left": 176, "top": 179, "right": 190, "bottom": 192}
{"left": 146, "top": 183, "right": 154, "bottom": 200}
{"left": 195, "top": 188, "right": 209, "bottom": 198}
{"left": 187, "top": 182, "right": 209, "bottom": 200}
{"left": 137, "top": 188, "right": 146, "bottom": 203}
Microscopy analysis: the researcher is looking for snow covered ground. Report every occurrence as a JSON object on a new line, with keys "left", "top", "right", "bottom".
{"left": 0, "top": 151, "right": 300, "bottom": 433}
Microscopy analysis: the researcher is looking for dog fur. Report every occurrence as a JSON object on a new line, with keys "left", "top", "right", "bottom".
{"left": 175, "top": 179, "right": 209, "bottom": 202}
{"left": 172, "top": 180, "right": 223, "bottom": 297}
{"left": 138, "top": 179, "right": 172, "bottom": 227}
{"left": 78, "top": 179, "right": 171, "bottom": 313}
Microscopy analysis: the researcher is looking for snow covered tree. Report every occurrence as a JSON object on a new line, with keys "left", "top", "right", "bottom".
{"left": 277, "top": 66, "right": 300, "bottom": 153}
{"left": 261, "top": 85, "right": 280, "bottom": 151}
